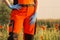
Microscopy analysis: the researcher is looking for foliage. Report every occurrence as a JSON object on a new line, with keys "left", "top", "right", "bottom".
{"left": 0, "top": 1, "right": 11, "bottom": 25}
{"left": 0, "top": 24, "right": 60, "bottom": 40}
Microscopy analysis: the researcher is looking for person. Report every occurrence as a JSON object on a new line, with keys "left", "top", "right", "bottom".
{"left": 4, "top": 0, "right": 37, "bottom": 40}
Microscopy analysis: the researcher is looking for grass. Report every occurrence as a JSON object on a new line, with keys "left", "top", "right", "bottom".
{"left": 34, "top": 27, "right": 60, "bottom": 40}
{"left": 0, "top": 24, "right": 60, "bottom": 40}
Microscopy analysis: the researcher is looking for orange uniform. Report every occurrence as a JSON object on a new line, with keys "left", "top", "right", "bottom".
{"left": 8, "top": 0, "right": 37, "bottom": 40}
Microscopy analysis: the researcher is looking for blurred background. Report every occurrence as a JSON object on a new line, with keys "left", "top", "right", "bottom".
{"left": 0, "top": 0, "right": 60, "bottom": 40}
{"left": 37, "top": 0, "right": 60, "bottom": 19}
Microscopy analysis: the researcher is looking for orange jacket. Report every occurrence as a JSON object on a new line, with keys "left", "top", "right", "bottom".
{"left": 18, "top": 0, "right": 34, "bottom": 4}
{"left": 14, "top": 0, "right": 37, "bottom": 5}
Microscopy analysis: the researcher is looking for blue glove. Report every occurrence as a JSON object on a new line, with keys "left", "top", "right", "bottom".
{"left": 30, "top": 13, "right": 37, "bottom": 25}
{"left": 9, "top": 4, "right": 21, "bottom": 10}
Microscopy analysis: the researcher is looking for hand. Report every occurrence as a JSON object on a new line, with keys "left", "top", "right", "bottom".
{"left": 30, "top": 13, "right": 37, "bottom": 25}
{"left": 9, "top": 4, "right": 21, "bottom": 10}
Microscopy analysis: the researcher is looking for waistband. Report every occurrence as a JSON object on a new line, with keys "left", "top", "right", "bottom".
{"left": 19, "top": 4, "right": 35, "bottom": 7}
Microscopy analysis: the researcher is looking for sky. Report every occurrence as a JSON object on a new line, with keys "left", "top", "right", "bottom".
{"left": 37, "top": 0, "right": 60, "bottom": 19}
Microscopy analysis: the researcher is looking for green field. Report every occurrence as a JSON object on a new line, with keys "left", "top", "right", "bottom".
{"left": 0, "top": 20, "right": 60, "bottom": 40}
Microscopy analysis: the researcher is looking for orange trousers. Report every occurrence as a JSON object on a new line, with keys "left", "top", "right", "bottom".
{"left": 9, "top": 6, "right": 36, "bottom": 35}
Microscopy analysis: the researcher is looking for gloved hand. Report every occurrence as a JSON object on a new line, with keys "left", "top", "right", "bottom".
{"left": 9, "top": 4, "right": 21, "bottom": 10}
{"left": 30, "top": 13, "right": 37, "bottom": 25}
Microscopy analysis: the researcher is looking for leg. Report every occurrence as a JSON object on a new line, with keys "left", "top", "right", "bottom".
{"left": 23, "top": 17, "right": 36, "bottom": 40}
{"left": 8, "top": 6, "right": 29, "bottom": 40}
{"left": 8, "top": 20, "right": 14, "bottom": 40}
{"left": 8, "top": 15, "right": 25, "bottom": 40}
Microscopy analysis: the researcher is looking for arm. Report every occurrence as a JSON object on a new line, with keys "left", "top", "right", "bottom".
{"left": 4, "top": 0, "right": 21, "bottom": 10}
{"left": 30, "top": 0, "right": 38, "bottom": 25}
{"left": 30, "top": 13, "right": 37, "bottom": 25}
{"left": 4, "top": 0, "right": 12, "bottom": 7}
